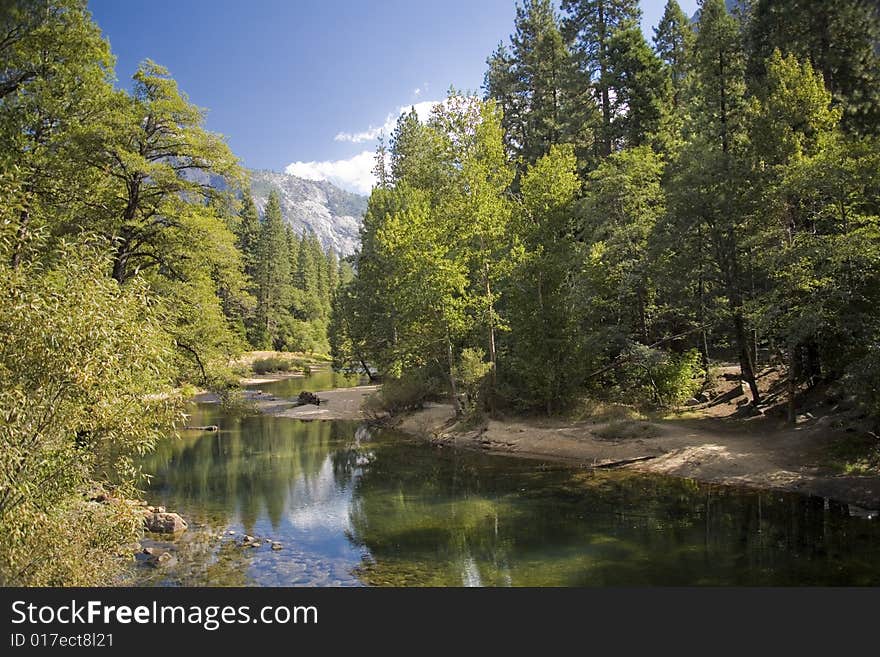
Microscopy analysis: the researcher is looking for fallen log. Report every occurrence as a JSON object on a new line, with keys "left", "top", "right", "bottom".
{"left": 592, "top": 455, "right": 657, "bottom": 469}
{"left": 182, "top": 425, "right": 219, "bottom": 432}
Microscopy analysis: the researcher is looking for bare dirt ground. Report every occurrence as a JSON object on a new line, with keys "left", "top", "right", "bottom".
{"left": 394, "top": 367, "right": 880, "bottom": 509}
{"left": 194, "top": 378, "right": 381, "bottom": 421}
{"left": 267, "top": 385, "right": 381, "bottom": 420}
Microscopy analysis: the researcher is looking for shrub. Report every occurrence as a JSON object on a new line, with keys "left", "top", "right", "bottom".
{"left": 251, "top": 356, "right": 295, "bottom": 374}
{"left": 0, "top": 244, "right": 183, "bottom": 585}
{"left": 612, "top": 345, "right": 705, "bottom": 407}
{"left": 454, "top": 347, "right": 493, "bottom": 416}
{"left": 364, "top": 369, "right": 440, "bottom": 415}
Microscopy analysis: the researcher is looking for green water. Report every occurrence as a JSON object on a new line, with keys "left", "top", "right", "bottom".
{"left": 131, "top": 405, "right": 880, "bottom": 586}
{"left": 246, "top": 368, "right": 364, "bottom": 398}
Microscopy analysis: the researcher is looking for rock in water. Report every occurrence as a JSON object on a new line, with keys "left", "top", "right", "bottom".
{"left": 143, "top": 512, "right": 188, "bottom": 534}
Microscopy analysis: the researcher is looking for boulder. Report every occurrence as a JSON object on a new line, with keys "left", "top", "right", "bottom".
{"left": 144, "top": 512, "right": 187, "bottom": 534}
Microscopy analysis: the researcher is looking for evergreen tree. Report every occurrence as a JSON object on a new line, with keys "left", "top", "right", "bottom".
{"left": 747, "top": 0, "right": 880, "bottom": 135}
{"left": 253, "top": 191, "right": 290, "bottom": 348}
{"left": 236, "top": 192, "right": 261, "bottom": 279}
{"left": 484, "top": 0, "right": 571, "bottom": 170}
{"left": 653, "top": 0, "right": 695, "bottom": 111}
{"left": 561, "top": 0, "right": 650, "bottom": 156}
{"left": 671, "top": 0, "right": 760, "bottom": 402}
{"left": 389, "top": 107, "right": 437, "bottom": 189}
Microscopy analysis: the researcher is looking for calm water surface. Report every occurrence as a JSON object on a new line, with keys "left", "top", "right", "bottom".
{"left": 247, "top": 369, "right": 364, "bottom": 398}
{"left": 131, "top": 384, "right": 880, "bottom": 586}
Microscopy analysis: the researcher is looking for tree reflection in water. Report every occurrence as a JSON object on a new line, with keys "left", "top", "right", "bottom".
{"left": 133, "top": 408, "right": 880, "bottom": 587}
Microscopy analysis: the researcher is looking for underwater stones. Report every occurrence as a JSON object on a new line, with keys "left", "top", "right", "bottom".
{"left": 142, "top": 547, "right": 177, "bottom": 568}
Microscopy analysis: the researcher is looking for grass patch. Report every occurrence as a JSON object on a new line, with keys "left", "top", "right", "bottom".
{"left": 822, "top": 434, "right": 880, "bottom": 475}
{"left": 594, "top": 420, "right": 661, "bottom": 441}
{"left": 566, "top": 398, "right": 647, "bottom": 423}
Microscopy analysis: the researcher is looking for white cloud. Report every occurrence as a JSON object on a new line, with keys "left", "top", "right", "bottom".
{"left": 413, "top": 87, "right": 422, "bottom": 98}
{"left": 290, "top": 98, "right": 442, "bottom": 195}
{"left": 333, "top": 100, "right": 439, "bottom": 144}
{"left": 285, "top": 150, "right": 377, "bottom": 195}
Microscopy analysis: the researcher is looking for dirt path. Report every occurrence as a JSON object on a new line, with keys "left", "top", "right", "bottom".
{"left": 394, "top": 403, "right": 880, "bottom": 510}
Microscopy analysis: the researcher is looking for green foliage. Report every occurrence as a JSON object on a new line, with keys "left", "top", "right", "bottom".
{"left": 0, "top": 240, "right": 183, "bottom": 585}
{"left": 611, "top": 346, "right": 705, "bottom": 407}
{"left": 653, "top": 1, "right": 695, "bottom": 110}
{"left": 364, "top": 370, "right": 441, "bottom": 416}
{"left": 454, "top": 348, "right": 493, "bottom": 415}
{"left": 484, "top": 0, "right": 572, "bottom": 171}
{"left": 562, "top": 0, "right": 667, "bottom": 156}
{"left": 333, "top": 0, "right": 880, "bottom": 428}
{"left": 251, "top": 356, "right": 305, "bottom": 374}
{"left": 501, "top": 144, "right": 584, "bottom": 413}
{"left": 746, "top": 0, "right": 880, "bottom": 135}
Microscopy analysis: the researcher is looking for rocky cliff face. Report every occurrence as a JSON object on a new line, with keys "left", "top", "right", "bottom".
{"left": 249, "top": 169, "right": 367, "bottom": 256}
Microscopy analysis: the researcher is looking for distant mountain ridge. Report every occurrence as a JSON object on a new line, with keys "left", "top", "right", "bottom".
{"left": 249, "top": 170, "right": 367, "bottom": 257}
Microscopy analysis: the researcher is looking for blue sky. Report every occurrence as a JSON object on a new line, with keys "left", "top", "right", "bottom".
{"left": 87, "top": 0, "right": 698, "bottom": 193}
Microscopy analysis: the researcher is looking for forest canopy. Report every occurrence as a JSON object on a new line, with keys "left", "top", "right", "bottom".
{"left": 331, "top": 0, "right": 880, "bottom": 422}
{"left": 0, "top": 0, "right": 347, "bottom": 584}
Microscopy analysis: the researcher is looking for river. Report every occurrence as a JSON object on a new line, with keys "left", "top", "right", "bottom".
{"left": 129, "top": 377, "right": 880, "bottom": 586}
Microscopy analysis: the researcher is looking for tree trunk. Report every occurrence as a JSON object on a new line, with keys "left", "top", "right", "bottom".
{"left": 111, "top": 251, "right": 127, "bottom": 284}
{"left": 485, "top": 268, "right": 497, "bottom": 416}
{"left": 446, "top": 333, "right": 462, "bottom": 417}
{"left": 787, "top": 346, "right": 798, "bottom": 425}
{"left": 358, "top": 355, "right": 376, "bottom": 382}
{"left": 733, "top": 310, "right": 761, "bottom": 404}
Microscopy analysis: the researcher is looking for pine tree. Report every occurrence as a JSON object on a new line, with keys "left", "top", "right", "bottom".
{"left": 484, "top": 0, "right": 571, "bottom": 171}
{"left": 253, "top": 191, "right": 290, "bottom": 348}
{"left": 236, "top": 192, "right": 261, "bottom": 279}
{"left": 747, "top": 0, "right": 880, "bottom": 135}
{"left": 679, "top": 0, "right": 761, "bottom": 402}
{"left": 389, "top": 107, "right": 437, "bottom": 189}
{"left": 653, "top": 0, "right": 695, "bottom": 111}
{"left": 561, "top": 0, "right": 640, "bottom": 156}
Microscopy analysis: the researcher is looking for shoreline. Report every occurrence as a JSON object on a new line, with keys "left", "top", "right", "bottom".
{"left": 390, "top": 402, "right": 880, "bottom": 512}
{"left": 195, "top": 372, "right": 880, "bottom": 511}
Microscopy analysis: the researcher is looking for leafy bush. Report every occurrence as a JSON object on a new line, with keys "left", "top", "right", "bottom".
{"left": 612, "top": 345, "right": 705, "bottom": 407}
{"left": 843, "top": 345, "right": 880, "bottom": 427}
{"left": 454, "top": 348, "right": 493, "bottom": 415}
{"left": 0, "top": 243, "right": 183, "bottom": 585}
{"left": 653, "top": 349, "right": 706, "bottom": 406}
{"left": 251, "top": 356, "right": 296, "bottom": 374}
{"left": 364, "top": 370, "right": 440, "bottom": 415}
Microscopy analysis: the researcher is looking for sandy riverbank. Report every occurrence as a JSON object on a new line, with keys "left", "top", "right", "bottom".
{"left": 193, "top": 377, "right": 381, "bottom": 421}
{"left": 392, "top": 402, "right": 880, "bottom": 510}
{"left": 194, "top": 368, "right": 880, "bottom": 509}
